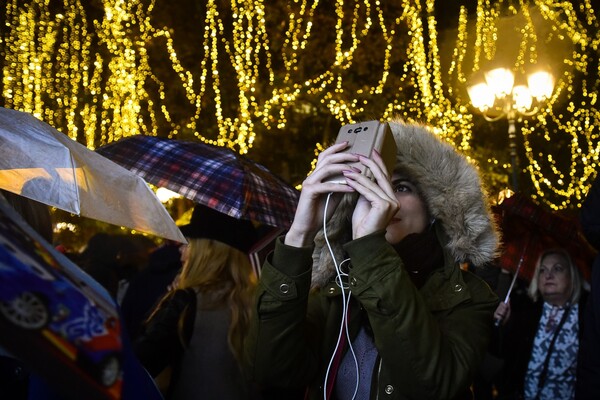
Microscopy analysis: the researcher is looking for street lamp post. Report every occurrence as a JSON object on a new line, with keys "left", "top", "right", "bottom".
{"left": 467, "top": 67, "right": 555, "bottom": 192}
{"left": 507, "top": 110, "right": 519, "bottom": 191}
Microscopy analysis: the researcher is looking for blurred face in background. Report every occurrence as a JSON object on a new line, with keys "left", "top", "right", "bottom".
{"left": 538, "top": 252, "right": 572, "bottom": 306}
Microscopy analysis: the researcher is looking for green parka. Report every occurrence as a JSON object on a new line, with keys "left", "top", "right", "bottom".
{"left": 246, "top": 227, "right": 498, "bottom": 399}
{"left": 245, "top": 121, "right": 501, "bottom": 399}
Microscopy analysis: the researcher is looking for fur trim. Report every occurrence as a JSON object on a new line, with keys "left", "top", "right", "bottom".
{"left": 388, "top": 121, "right": 500, "bottom": 266}
{"left": 311, "top": 120, "right": 501, "bottom": 288}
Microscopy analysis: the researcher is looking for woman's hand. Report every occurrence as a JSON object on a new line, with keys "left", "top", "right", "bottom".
{"left": 342, "top": 150, "right": 399, "bottom": 240}
{"left": 494, "top": 301, "right": 511, "bottom": 326}
{"left": 284, "top": 142, "right": 358, "bottom": 247}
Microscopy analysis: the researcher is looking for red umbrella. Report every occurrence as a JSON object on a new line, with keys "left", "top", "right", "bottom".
{"left": 494, "top": 194, "right": 596, "bottom": 283}
{"left": 97, "top": 136, "right": 299, "bottom": 229}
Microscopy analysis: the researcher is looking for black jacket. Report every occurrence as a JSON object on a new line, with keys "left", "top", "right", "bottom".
{"left": 576, "top": 174, "right": 600, "bottom": 400}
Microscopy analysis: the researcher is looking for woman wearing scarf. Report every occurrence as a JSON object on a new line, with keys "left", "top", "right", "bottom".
{"left": 495, "top": 249, "right": 585, "bottom": 400}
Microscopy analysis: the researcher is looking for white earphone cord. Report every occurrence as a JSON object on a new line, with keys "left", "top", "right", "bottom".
{"left": 321, "top": 192, "right": 359, "bottom": 400}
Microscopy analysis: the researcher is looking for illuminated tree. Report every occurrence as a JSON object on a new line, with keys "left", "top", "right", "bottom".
{"left": 1, "top": 0, "right": 598, "bottom": 210}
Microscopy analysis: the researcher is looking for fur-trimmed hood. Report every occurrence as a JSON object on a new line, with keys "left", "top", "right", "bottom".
{"left": 311, "top": 120, "right": 501, "bottom": 288}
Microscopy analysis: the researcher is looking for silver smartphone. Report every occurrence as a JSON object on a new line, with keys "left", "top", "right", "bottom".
{"left": 325, "top": 120, "right": 397, "bottom": 184}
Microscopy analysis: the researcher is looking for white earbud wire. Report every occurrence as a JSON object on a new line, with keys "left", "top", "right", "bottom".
{"left": 321, "top": 192, "right": 360, "bottom": 400}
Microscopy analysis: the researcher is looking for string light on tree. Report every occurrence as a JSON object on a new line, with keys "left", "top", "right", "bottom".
{"left": 1, "top": 0, "right": 598, "bottom": 210}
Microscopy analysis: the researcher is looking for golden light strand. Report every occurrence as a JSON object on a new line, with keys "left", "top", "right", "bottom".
{"left": 1, "top": 0, "right": 598, "bottom": 209}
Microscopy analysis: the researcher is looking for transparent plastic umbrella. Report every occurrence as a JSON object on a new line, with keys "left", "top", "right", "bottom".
{"left": 0, "top": 107, "right": 185, "bottom": 243}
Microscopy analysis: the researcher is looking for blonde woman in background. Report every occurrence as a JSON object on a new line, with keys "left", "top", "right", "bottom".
{"left": 494, "top": 248, "right": 585, "bottom": 400}
{"left": 134, "top": 204, "right": 262, "bottom": 400}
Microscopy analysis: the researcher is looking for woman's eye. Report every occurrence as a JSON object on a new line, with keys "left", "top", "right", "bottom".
{"left": 393, "top": 184, "right": 408, "bottom": 193}
{"left": 393, "top": 182, "right": 412, "bottom": 193}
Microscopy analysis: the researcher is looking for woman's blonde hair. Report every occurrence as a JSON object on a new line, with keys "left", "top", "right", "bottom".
{"left": 527, "top": 248, "right": 582, "bottom": 304}
{"left": 180, "top": 238, "right": 256, "bottom": 361}
{"left": 149, "top": 238, "right": 256, "bottom": 362}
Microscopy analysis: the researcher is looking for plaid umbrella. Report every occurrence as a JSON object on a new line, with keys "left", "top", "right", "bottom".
{"left": 97, "top": 136, "right": 299, "bottom": 229}
{"left": 494, "top": 194, "right": 596, "bottom": 283}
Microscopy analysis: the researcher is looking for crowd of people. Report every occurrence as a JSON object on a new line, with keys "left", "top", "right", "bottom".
{"left": 1, "top": 119, "right": 599, "bottom": 399}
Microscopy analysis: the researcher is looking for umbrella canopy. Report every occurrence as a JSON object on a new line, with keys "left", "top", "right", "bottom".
{"left": 494, "top": 194, "right": 596, "bottom": 283}
{"left": 97, "top": 135, "right": 300, "bottom": 229}
{"left": 0, "top": 107, "right": 185, "bottom": 243}
{"left": 0, "top": 193, "right": 163, "bottom": 400}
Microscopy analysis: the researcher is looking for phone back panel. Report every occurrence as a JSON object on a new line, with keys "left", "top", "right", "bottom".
{"left": 325, "top": 121, "right": 397, "bottom": 184}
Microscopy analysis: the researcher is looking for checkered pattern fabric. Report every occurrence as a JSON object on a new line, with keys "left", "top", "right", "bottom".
{"left": 98, "top": 136, "right": 299, "bottom": 229}
{"left": 494, "top": 194, "right": 595, "bottom": 282}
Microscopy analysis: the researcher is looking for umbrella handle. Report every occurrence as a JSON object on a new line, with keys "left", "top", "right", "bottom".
{"left": 494, "top": 238, "right": 530, "bottom": 327}
{"left": 494, "top": 278, "right": 516, "bottom": 327}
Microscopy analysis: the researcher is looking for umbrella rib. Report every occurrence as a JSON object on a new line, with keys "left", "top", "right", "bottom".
{"left": 503, "top": 235, "right": 531, "bottom": 303}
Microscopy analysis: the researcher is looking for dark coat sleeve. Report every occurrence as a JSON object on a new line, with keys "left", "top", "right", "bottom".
{"left": 576, "top": 175, "right": 600, "bottom": 399}
{"left": 133, "top": 289, "right": 193, "bottom": 376}
{"left": 581, "top": 175, "right": 600, "bottom": 250}
{"left": 244, "top": 237, "right": 317, "bottom": 388}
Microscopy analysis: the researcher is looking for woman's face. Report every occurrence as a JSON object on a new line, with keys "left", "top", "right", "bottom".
{"left": 537, "top": 252, "right": 572, "bottom": 306}
{"left": 385, "top": 175, "right": 429, "bottom": 245}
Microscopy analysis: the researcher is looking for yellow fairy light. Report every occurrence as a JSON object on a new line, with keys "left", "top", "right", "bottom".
{"left": 1, "top": 0, "right": 598, "bottom": 209}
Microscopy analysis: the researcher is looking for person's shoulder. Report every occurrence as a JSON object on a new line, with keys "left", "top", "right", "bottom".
{"left": 159, "top": 288, "right": 196, "bottom": 309}
{"left": 172, "top": 287, "right": 196, "bottom": 300}
{"left": 460, "top": 267, "right": 490, "bottom": 286}
{"left": 460, "top": 268, "right": 499, "bottom": 303}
